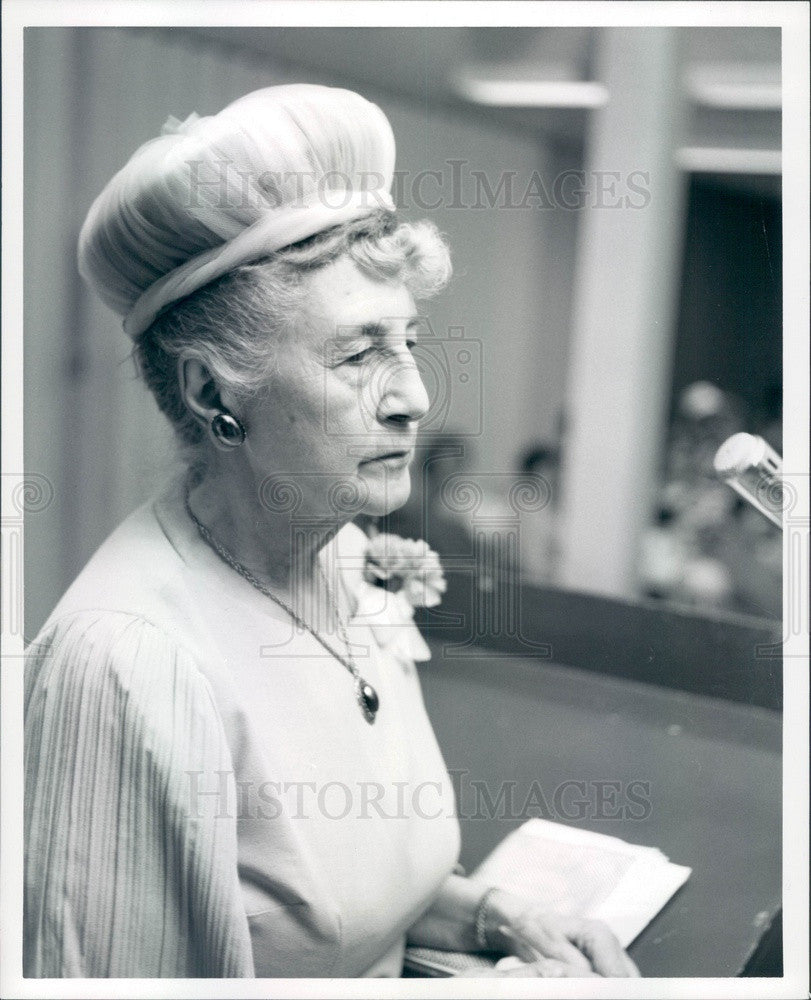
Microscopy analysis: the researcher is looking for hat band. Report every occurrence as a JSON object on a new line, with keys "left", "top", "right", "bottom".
{"left": 123, "top": 187, "right": 395, "bottom": 339}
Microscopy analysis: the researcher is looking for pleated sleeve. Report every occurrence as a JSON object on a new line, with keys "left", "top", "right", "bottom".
{"left": 24, "top": 611, "right": 255, "bottom": 977}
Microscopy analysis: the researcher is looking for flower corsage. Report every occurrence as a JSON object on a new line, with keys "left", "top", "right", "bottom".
{"left": 353, "top": 534, "right": 446, "bottom": 668}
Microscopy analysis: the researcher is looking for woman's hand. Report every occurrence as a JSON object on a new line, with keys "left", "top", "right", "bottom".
{"left": 456, "top": 955, "right": 601, "bottom": 978}
{"left": 481, "top": 889, "right": 640, "bottom": 978}
{"left": 405, "top": 875, "right": 638, "bottom": 977}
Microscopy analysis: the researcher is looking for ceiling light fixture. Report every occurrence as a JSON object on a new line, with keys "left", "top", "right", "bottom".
{"left": 455, "top": 77, "right": 609, "bottom": 109}
{"left": 676, "top": 147, "right": 781, "bottom": 175}
{"left": 686, "top": 64, "right": 781, "bottom": 110}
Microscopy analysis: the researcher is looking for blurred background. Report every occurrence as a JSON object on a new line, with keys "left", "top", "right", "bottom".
{"left": 24, "top": 26, "right": 782, "bottom": 637}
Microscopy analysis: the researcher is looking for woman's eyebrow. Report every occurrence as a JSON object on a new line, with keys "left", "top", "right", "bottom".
{"left": 334, "top": 316, "right": 421, "bottom": 341}
{"left": 358, "top": 317, "right": 421, "bottom": 337}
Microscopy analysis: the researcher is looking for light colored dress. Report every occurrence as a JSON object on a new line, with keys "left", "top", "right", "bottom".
{"left": 24, "top": 476, "right": 461, "bottom": 978}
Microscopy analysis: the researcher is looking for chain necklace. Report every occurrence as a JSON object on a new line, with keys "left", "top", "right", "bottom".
{"left": 184, "top": 485, "right": 379, "bottom": 724}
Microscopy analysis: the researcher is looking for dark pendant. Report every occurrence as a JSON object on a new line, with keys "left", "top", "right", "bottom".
{"left": 360, "top": 681, "right": 379, "bottom": 721}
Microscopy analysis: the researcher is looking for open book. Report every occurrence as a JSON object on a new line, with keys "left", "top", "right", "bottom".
{"left": 404, "top": 819, "right": 691, "bottom": 976}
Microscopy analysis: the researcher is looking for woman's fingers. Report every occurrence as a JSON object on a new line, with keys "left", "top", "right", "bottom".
{"left": 526, "top": 958, "right": 600, "bottom": 978}
{"left": 498, "top": 931, "right": 538, "bottom": 963}
{"left": 565, "top": 919, "right": 640, "bottom": 977}
{"left": 511, "top": 957, "right": 601, "bottom": 978}
{"left": 540, "top": 934, "right": 595, "bottom": 973}
{"left": 503, "top": 919, "right": 593, "bottom": 973}
{"left": 488, "top": 898, "right": 640, "bottom": 978}
{"left": 500, "top": 958, "right": 566, "bottom": 977}
{"left": 494, "top": 956, "right": 527, "bottom": 971}
{"left": 459, "top": 957, "right": 599, "bottom": 978}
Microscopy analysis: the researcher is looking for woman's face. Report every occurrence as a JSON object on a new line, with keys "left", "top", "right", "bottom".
{"left": 240, "top": 254, "right": 430, "bottom": 519}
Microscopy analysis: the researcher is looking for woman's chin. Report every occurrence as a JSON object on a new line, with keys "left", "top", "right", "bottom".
{"left": 359, "top": 468, "right": 412, "bottom": 516}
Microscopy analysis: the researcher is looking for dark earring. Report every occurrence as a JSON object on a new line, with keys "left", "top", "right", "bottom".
{"left": 210, "top": 412, "right": 246, "bottom": 448}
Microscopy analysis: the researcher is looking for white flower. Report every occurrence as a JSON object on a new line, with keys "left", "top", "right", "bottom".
{"left": 362, "top": 533, "right": 446, "bottom": 608}
{"left": 352, "top": 534, "right": 446, "bottom": 667}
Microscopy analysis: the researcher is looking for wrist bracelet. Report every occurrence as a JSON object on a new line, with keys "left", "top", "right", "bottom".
{"left": 473, "top": 886, "right": 498, "bottom": 951}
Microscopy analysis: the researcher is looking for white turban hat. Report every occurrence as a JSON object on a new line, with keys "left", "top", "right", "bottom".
{"left": 77, "top": 84, "right": 397, "bottom": 340}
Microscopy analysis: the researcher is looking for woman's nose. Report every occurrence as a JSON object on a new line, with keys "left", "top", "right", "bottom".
{"left": 376, "top": 351, "right": 431, "bottom": 424}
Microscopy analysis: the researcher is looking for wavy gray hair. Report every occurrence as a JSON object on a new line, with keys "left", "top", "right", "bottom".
{"left": 134, "top": 210, "right": 451, "bottom": 453}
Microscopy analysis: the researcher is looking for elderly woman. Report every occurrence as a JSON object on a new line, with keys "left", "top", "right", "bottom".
{"left": 24, "top": 84, "right": 637, "bottom": 979}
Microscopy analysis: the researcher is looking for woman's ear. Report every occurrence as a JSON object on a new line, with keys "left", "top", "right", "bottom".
{"left": 178, "top": 357, "right": 247, "bottom": 449}
{"left": 178, "top": 357, "right": 223, "bottom": 425}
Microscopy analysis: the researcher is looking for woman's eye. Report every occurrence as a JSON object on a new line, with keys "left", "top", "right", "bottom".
{"left": 343, "top": 347, "right": 373, "bottom": 366}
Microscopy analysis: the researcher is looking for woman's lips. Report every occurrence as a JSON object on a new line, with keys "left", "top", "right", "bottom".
{"left": 359, "top": 450, "right": 412, "bottom": 470}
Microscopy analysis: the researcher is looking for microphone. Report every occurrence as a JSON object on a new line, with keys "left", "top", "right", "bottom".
{"left": 713, "top": 433, "right": 783, "bottom": 529}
